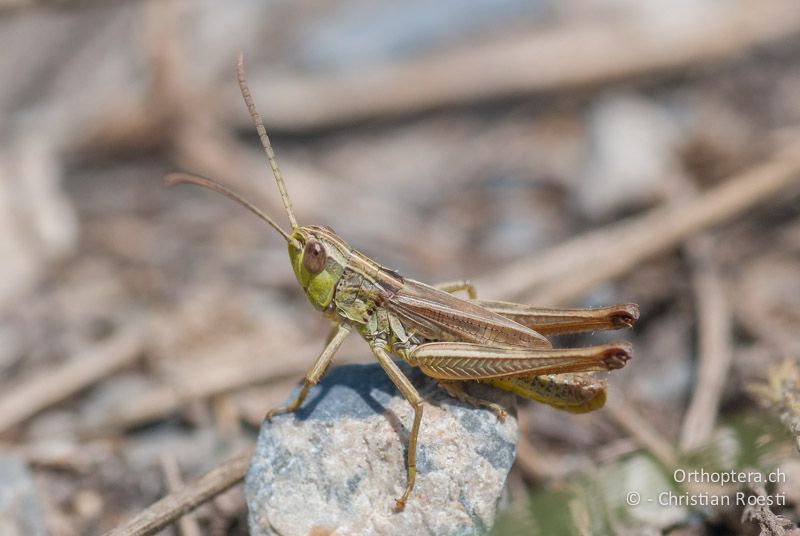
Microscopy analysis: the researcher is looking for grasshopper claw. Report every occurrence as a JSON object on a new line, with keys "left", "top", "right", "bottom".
{"left": 394, "top": 498, "right": 405, "bottom": 511}
{"left": 609, "top": 304, "right": 640, "bottom": 329}
{"left": 602, "top": 342, "right": 633, "bottom": 370}
{"left": 264, "top": 381, "right": 313, "bottom": 423}
{"left": 264, "top": 405, "right": 291, "bottom": 423}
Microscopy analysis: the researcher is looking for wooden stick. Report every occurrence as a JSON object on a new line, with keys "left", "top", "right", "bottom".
{"left": 605, "top": 397, "right": 678, "bottom": 468}
{"left": 82, "top": 341, "right": 362, "bottom": 434}
{"left": 0, "top": 325, "right": 145, "bottom": 435}
{"left": 0, "top": 440, "right": 102, "bottom": 473}
{"left": 679, "top": 235, "right": 733, "bottom": 451}
{"left": 104, "top": 452, "right": 251, "bottom": 536}
{"left": 160, "top": 454, "right": 202, "bottom": 536}
{"left": 238, "top": 0, "right": 800, "bottom": 130}
{"left": 475, "top": 134, "right": 800, "bottom": 304}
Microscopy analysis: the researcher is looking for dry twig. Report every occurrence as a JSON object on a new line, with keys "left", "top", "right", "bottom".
{"left": 0, "top": 325, "right": 146, "bottom": 435}
{"left": 237, "top": 0, "right": 800, "bottom": 129}
{"left": 0, "top": 440, "right": 106, "bottom": 473}
{"left": 105, "top": 451, "right": 251, "bottom": 536}
{"left": 475, "top": 134, "right": 800, "bottom": 304}
{"left": 160, "top": 454, "right": 202, "bottom": 536}
{"left": 605, "top": 396, "right": 678, "bottom": 468}
{"left": 680, "top": 235, "right": 734, "bottom": 451}
{"left": 0, "top": 0, "right": 99, "bottom": 11}
{"left": 82, "top": 340, "right": 361, "bottom": 434}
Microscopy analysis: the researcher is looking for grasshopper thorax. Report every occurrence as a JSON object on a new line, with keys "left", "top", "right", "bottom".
{"left": 289, "top": 225, "right": 350, "bottom": 310}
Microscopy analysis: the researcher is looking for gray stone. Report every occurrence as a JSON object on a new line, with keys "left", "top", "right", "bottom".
{"left": 0, "top": 454, "right": 47, "bottom": 536}
{"left": 245, "top": 363, "right": 518, "bottom": 536}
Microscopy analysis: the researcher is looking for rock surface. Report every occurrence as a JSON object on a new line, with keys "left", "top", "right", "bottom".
{"left": 0, "top": 454, "right": 47, "bottom": 536}
{"left": 245, "top": 363, "right": 519, "bottom": 536}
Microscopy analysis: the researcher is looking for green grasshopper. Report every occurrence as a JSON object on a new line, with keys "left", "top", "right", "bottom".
{"left": 168, "top": 55, "right": 637, "bottom": 510}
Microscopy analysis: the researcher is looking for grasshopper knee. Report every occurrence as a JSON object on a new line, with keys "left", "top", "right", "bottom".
{"left": 434, "top": 279, "right": 478, "bottom": 299}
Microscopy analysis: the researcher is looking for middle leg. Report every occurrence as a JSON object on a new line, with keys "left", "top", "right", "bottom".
{"left": 434, "top": 279, "right": 477, "bottom": 299}
{"left": 371, "top": 342, "right": 423, "bottom": 511}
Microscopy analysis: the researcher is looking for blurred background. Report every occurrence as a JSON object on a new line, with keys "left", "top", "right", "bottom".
{"left": 1, "top": 0, "right": 800, "bottom": 534}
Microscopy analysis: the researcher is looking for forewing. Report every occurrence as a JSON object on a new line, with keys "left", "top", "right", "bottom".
{"left": 389, "top": 279, "right": 550, "bottom": 348}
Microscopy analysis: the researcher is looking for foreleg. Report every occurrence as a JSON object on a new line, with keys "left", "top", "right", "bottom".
{"left": 266, "top": 323, "right": 351, "bottom": 420}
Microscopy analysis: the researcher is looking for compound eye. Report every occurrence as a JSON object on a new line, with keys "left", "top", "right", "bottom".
{"left": 302, "top": 239, "right": 327, "bottom": 274}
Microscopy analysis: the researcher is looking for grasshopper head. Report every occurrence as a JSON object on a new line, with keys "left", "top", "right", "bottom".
{"left": 289, "top": 225, "right": 349, "bottom": 310}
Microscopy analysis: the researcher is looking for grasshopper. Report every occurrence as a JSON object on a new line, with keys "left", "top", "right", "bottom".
{"left": 168, "top": 55, "right": 638, "bottom": 511}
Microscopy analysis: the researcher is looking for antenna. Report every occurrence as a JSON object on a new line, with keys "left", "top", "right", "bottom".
{"left": 166, "top": 173, "right": 301, "bottom": 249}
{"left": 237, "top": 53, "right": 299, "bottom": 230}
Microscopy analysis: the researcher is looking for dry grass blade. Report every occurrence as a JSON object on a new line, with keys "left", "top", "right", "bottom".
{"left": 0, "top": 325, "right": 146, "bottom": 435}
{"left": 0, "top": 440, "right": 103, "bottom": 473}
{"left": 680, "top": 235, "right": 733, "bottom": 451}
{"left": 81, "top": 340, "right": 359, "bottom": 434}
{"left": 605, "top": 397, "right": 678, "bottom": 468}
{"left": 160, "top": 454, "right": 202, "bottom": 536}
{"left": 104, "top": 451, "right": 251, "bottom": 536}
{"left": 242, "top": 0, "right": 800, "bottom": 129}
{"left": 475, "top": 134, "right": 800, "bottom": 304}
